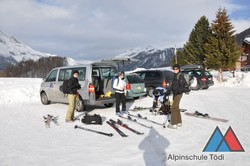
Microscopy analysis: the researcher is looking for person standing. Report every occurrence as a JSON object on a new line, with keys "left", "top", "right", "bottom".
{"left": 113, "top": 71, "right": 127, "bottom": 116}
{"left": 65, "top": 70, "right": 81, "bottom": 122}
{"left": 167, "top": 64, "right": 186, "bottom": 129}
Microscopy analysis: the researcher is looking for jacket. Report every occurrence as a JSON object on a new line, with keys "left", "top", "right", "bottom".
{"left": 68, "top": 77, "right": 81, "bottom": 94}
{"left": 113, "top": 77, "right": 127, "bottom": 94}
{"left": 169, "top": 72, "right": 186, "bottom": 96}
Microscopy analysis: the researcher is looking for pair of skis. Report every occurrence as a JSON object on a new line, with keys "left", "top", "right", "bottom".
{"left": 185, "top": 111, "right": 228, "bottom": 123}
{"left": 75, "top": 119, "right": 144, "bottom": 137}
{"left": 119, "top": 115, "right": 153, "bottom": 129}
{"left": 128, "top": 113, "right": 163, "bottom": 126}
{"left": 106, "top": 119, "right": 144, "bottom": 137}
{"left": 129, "top": 106, "right": 151, "bottom": 112}
{"left": 43, "top": 114, "right": 59, "bottom": 128}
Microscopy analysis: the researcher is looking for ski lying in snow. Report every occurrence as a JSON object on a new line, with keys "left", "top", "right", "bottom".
{"left": 43, "top": 116, "right": 51, "bottom": 128}
{"left": 47, "top": 114, "right": 59, "bottom": 126}
{"left": 74, "top": 125, "right": 113, "bottom": 137}
{"left": 106, "top": 120, "right": 128, "bottom": 137}
{"left": 128, "top": 113, "right": 162, "bottom": 126}
{"left": 119, "top": 115, "right": 153, "bottom": 129}
{"left": 110, "top": 119, "right": 144, "bottom": 135}
{"left": 129, "top": 106, "right": 151, "bottom": 111}
{"left": 43, "top": 114, "right": 59, "bottom": 128}
{"left": 185, "top": 111, "right": 228, "bottom": 123}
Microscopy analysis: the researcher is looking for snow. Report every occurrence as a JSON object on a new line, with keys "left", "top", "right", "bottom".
{"left": 1, "top": 71, "right": 250, "bottom": 166}
{"left": 0, "top": 31, "right": 54, "bottom": 62}
{"left": 244, "top": 37, "right": 250, "bottom": 44}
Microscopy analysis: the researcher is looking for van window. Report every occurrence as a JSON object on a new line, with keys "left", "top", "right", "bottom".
{"left": 46, "top": 69, "right": 58, "bottom": 82}
{"left": 127, "top": 74, "right": 144, "bottom": 83}
{"left": 145, "top": 71, "right": 162, "bottom": 80}
{"left": 101, "top": 67, "right": 117, "bottom": 78}
{"left": 58, "top": 68, "right": 86, "bottom": 81}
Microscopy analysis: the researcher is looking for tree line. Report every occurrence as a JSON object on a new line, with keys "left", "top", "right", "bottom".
{"left": 173, "top": 8, "right": 241, "bottom": 81}
{"left": 0, "top": 56, "right": 67, "bottom": 78}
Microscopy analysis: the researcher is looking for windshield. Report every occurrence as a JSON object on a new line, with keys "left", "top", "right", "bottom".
{"left": 127, "top": 74, "right": 144, "bottom": 83}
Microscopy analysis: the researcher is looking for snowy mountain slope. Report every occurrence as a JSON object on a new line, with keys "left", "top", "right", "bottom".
{"left": 0, "top": 31, "right": 55, "bottom": 70}
{"left": 0, "top": 71, "right": 249, "bottom": 166}
{"left": 115, "top": 46, "right": 177, "bottom": 71}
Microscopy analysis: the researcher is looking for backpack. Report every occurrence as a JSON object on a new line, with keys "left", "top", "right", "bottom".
{"left": 112, "top": 77, "right": 119, "bottom": 90}
{"left": 81, "top": 114, "right": 102, "bottom": 125}
{"left": 59, "top": 79, "right": 70, "bottom": 94}
{"left": 177, "top": 73, "right": 191, "bottom": 93}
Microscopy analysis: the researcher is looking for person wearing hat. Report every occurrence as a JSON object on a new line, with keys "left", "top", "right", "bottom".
{"left": 65, "top": 70, "right": 81, "bottom": 122}
{"left": 166, "top": 64, "right": 186, "bottom": 129}
{"left": 150, "top": 87, "right": 167, "bottom": 112}
{"left": 113, "top": 71, "right": 127, "bottom": 116}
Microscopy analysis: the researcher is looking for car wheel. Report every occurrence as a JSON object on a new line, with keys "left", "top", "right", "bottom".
{"left": 133, "top": 97, "right": 140, "bottom": 100}
{"left": 76, "top": 99, "right": 85, "bottom": 112}
{"left": 104, "top": 103, "right": 114, "bottom": 107}
{"left": 40, "top": 92, "right": 50, "bottom": 105}
{"left": 148, "top": 87, "right": 154, "bottom": 97}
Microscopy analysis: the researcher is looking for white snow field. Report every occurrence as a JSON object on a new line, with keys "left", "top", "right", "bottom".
{"left": 0, "top": 71, "right": 250, "bottom": 166}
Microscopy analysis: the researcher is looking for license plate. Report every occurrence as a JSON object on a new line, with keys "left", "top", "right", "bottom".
{"left": 136, "top": 86, "right": 141, "bottom": 90}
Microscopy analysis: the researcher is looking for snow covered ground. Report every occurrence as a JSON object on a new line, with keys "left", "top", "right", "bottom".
{"left": 0, "top": 71, "right": 250, "bottom": 166}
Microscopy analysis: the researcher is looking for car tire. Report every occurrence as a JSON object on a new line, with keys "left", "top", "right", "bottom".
{"left": 76, "top": 99, "right": 85, "bottom": 112}
{"left": 133, "top": 97, "right": 140, "bottom": 100}
{"left": 104, "top": 103, "right": 114, "bottom": 107}
{"left": 40, "top": 92, "right": 50, "bottom": 105}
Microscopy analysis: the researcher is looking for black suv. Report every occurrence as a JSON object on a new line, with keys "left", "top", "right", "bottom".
{"left": 133, "top": 70, "right": 174, "bottom": 96}
{"left": 181, "top": 65, "right": 214, "bottom": 90}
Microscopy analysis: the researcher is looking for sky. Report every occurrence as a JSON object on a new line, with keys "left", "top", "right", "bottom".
{"left": 0, "top": 0, "right": 250, "bottom": 61}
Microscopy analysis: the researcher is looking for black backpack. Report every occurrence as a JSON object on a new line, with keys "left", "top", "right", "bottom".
{"left": 177, "top": 73, "right": 191, "bottom": 93}
{"left": 81, "top": 114, "right": 102, "bottom": 125}
{"left": 60, "top": 79, "right": 70, "bottom": 94}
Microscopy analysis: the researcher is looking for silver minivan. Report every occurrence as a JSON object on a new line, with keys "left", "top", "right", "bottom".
{"left": 40, "top": 62, "right": 118, "bottom": 111}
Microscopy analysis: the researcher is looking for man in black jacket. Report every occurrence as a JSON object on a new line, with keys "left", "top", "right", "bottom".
{"left": 167, "top": 64, "right": 186, "bottom": 129}
{"left": 66, "top": 70, "right": 81, "bottom": 122}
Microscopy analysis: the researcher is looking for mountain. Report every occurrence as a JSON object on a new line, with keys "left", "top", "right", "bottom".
{"left": 0, "top": 31, "right": 55, "bottom": 70}
{"left": 235, "top": 27, "right": 250, "bottom": 45}
{"left": 115, "top": 46, "right": 176, "bottom": 71}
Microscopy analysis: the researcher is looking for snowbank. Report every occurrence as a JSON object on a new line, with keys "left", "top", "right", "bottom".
{"left": 0, "top": 71, "right": 250, "bottom": 166}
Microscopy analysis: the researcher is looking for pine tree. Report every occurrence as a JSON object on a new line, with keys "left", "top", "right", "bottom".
{"left": 179, "top": 16, "right": 212, "bottom": 66}
{"left": 204, "top": 8, "right": 241, "bottom": 81}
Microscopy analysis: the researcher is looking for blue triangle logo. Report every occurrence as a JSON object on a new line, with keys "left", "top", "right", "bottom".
{"left": 217, "top": 140, "right": 230, "bottom": 152}
{"left": 203, "top": 127, "right": 225, "bottom": 152}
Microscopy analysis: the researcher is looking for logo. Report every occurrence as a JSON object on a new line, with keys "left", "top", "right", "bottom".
{"left": 203, "top": 126, "right": 244, "bottom": 152}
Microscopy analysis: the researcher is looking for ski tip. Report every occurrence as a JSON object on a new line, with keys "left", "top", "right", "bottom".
{"left": 109, "top": 133, "right": 114, "bottom": 137}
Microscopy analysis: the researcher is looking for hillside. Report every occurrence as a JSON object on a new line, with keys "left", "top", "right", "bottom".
{"left": 0, "top": 31, "right": 54, "bottom": 70}
{"left": 235, "top": 27, "right": 250, "bottom": 45}
{"left": 116, "top": 46, "right": 177, "bottom": 71}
